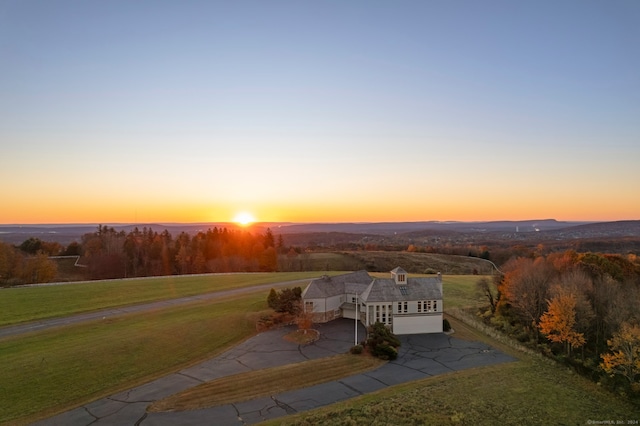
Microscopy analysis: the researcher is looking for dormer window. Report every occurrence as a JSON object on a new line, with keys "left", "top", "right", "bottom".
{"left": 391, "top": 267, "right": 408, "bottom": 284}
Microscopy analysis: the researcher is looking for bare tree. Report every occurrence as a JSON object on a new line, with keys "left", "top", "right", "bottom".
{"left": 476, "top": 276, "right": 500, "bottom": 314}
{"left": 500, "top": 257, "right": 556, "bottom": 341}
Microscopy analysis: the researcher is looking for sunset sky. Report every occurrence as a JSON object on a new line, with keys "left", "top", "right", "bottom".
{"left": 1, "top": 1, "right": 639, "bottom": 224}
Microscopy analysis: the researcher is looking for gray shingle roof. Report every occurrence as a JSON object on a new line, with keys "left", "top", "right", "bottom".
{"left": 302, "top": 269, "right": 442, "bottom": 303}
{"left": 301, "top": 270, "right": 373, "bottom": 299}
{"left": 362, "top": 277, "right": 442, "bottom": 303}
{"left": 391, "top": 266, "right": 407, "bottom": 275}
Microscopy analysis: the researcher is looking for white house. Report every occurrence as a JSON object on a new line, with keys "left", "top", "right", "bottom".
{"left": 301, "top": 267, "right": 443, "bottom": 335}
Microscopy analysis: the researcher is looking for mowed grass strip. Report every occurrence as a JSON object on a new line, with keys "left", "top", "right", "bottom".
{"left": 149, "top": 354, "right": 386, "bottom": 412}
{"left": 0, "top": 271, "right": 330, "bottom": 326}
{"left": 0, "top": 292, "right": 267, "bottom": 425}
{"left": 264, "top": 317, "right": 637, "bottom": 426}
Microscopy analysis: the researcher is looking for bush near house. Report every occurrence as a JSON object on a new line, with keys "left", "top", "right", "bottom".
{"left": 443, "top": 318, "right": 451, "bottom": 332}
{"left": 267, "top": 287, "right": 302, "bottom": 315}
{"left": 366, "top": 322, "right": 401, "bottom": 360}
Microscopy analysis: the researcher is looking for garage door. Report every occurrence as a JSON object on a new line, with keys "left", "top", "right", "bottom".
{"left": 393, "top": 314, "right": 443, "bottom": 335}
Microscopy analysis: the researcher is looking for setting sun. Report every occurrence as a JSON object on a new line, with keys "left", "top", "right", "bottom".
{"left": 233, "top": 212, "right": 256, "bottom": 226}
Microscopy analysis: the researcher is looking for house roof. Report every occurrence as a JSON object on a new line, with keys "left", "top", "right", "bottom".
{"left": 302, "top": 269, "right": 442, "bottom": 303}
{"left": 361, "top": 277, "right": 442, "bottom": 303}
{"left": 301, "top": 270, "right": 373, "bottom": 299}
{"left": 391, "top": 266, "right": 407, "bottom": 275}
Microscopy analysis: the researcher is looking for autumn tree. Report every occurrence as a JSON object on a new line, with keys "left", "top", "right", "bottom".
{"left": 601, "top": 322, "right": 640, "bottom": 391}
{"left": 0, "top": 242, "right": 22, "bottom": 285}
{"left": 20, "top": 253, "right": 58, "bottom": 284}
{"left": 297, "top": 302, "right": 314, "bottom": 334}
{"left": 499, "top": 257, "right": 555, "bottom": 341}
{"left": 553, "top": 269, "right": 594, "bottom": 343}
{"left": 539, "top": 288, "right": 586, "bottom": 356}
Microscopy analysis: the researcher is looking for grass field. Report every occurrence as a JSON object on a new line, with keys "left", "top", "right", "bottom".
{"left": 341, "top": 251, "right": 497, "bottom": 275}
{"left": 0, "top": 271, "right": 332, "bottom": 326}
{"left": 0, "top": 291, "right": 269, "bottom": 424}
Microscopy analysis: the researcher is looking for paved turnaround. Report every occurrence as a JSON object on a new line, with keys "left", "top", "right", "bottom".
{"left": 36, "top": 319, "right": 515, "bottom": 425}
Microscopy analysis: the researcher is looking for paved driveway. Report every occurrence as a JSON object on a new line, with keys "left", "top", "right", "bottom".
{"left": 36, "top": 319, "right": 515, "bottom": 425}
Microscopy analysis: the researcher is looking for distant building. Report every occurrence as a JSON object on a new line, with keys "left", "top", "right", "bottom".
{"left": 301, "top": 267, "right": 443, "bottom": 335}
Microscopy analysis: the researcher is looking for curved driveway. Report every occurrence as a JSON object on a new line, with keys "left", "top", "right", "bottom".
{"left": 36, "top": 319, "right": 515, "bottom": 425}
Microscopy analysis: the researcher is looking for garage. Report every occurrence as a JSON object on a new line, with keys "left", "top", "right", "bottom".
{"left": 393, "top": 314, "right": 443, "bottom": 335}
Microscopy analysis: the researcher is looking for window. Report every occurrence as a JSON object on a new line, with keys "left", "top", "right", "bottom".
{"left": 433, "top": 300, "right": 437, "bottom": 311}
{"left": 418, "top": 301, "right": 422, "bottom": 313}
{"left": 351, "top": 296, "right": 357, "bottom": 304}
{"left": 398, "top": 274, "right": 405, "bottom": 282}
{"left": 397, "top": 302, "right": 402, "bottom": 312}
{"left": 305, "top": 301, "right": 314, "bottom": 312}
{"left": 426, "top": 300, "right": 432, "bottom": 312}
{"left": 399, "top": 286, "right": 409, "bottom": 296}
{"left": 403, "top": 302, "right": 408, "bottom": 313}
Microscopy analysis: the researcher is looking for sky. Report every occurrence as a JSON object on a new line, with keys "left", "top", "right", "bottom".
{"left": 1, "top": 0, "right": 639, "bottom": 224}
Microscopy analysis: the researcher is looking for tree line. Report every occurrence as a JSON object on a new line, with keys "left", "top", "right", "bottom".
{"left": 0, "top": 242, "right": 58, "bottom": 285}
{"left": 82, "top": 225, "right": 284, "bottom": 279}
{"left": 477, "top": 250, "right": 640, "bottom": 394}
{"left": 0, "top": 225, "right": 290, "bottom": 285}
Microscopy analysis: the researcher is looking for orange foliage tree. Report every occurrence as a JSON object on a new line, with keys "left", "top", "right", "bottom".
{"left": 297, "top": 303, "right": 314, "bottom": 334}
{"left": 499, "top": 257, "right": 555, "bottom": 341}
{"left": 539, "top": 290, "right": 586, "bottom": 356}
{"left": 601, "top": 322, "right": 640, "bottom": 390}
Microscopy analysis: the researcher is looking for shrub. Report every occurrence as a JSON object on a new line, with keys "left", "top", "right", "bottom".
{"left": 366, "top": 322, "right": 401, "bottom": 360}
{"left": 443, "top": 318, "right": 451, "bottom": 332}
{"left": 350, "top": 344, "right": 363, "bottom": 355}
{"left": 373, "top": 343, "right": 398, "bottom": 360}
{"left": 266, "top": 287, "right": 302, "bottom": 315}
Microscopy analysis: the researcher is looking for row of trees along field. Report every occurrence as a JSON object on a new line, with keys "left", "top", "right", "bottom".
{"left": 83, "top": 225, "right": 284, "bottom": 279}
{"left": 0, "top": 244, "right": 58, "bottom": 285}
{"left": 0, "top": 225, "right": 299, "bottom": 285}
{"left": 477, "top": 251, "right": 640, "bottom": 395}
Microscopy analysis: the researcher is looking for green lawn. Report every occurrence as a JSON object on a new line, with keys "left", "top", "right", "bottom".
{"left": 0, "top": 271, "right": 330, "bottom": 326}
{"left": 0, "top": 291, "right": 268, "bottom": 425}
{"left": 441, "top": 274, "right": 486, "bottom": 309}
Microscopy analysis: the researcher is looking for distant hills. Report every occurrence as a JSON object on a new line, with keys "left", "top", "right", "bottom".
{"left": 1, "top": 219, "right": 639, "bottom": 246}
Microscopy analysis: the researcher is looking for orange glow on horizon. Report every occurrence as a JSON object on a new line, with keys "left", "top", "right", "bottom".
{"left": 0, "top": 191, "right": 638, "bottom": 225}
{"left": 232, "top": 212, "right": 256, "bottom": 227}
